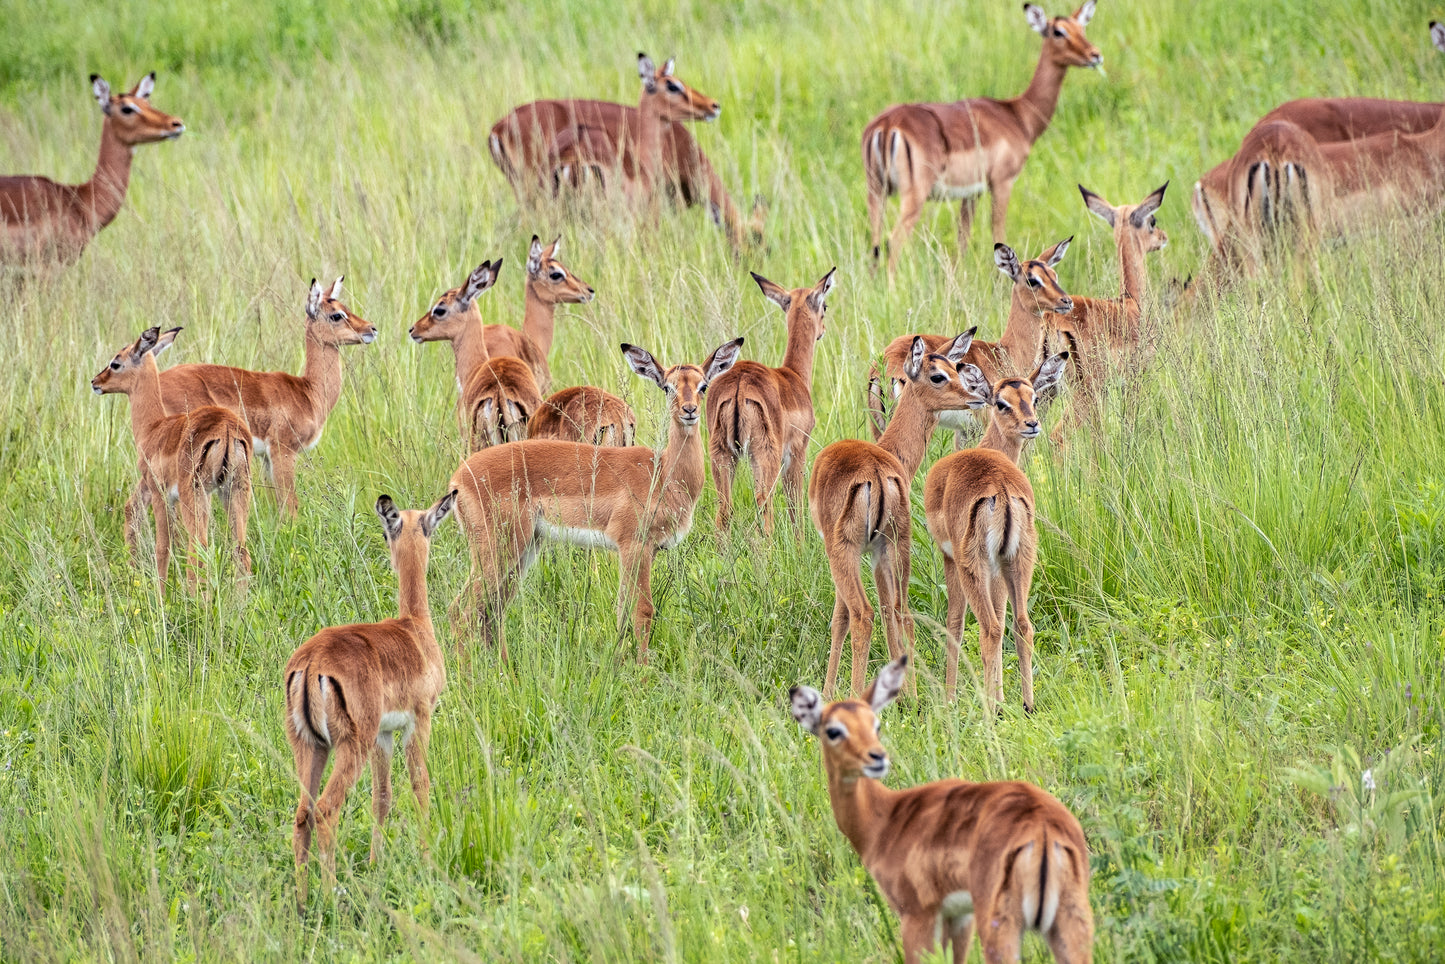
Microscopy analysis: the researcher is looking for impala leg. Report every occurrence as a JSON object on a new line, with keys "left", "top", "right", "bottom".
{"left": 886, "top": 183, "right": 929, "bottom": 276}
{"left": 179, "top": 482, "right": 210, "bottom": 594}
{"left": 314, "top": 739, "right": 367, "bottom": 897}
{"left": 781, "top": 444, "right": 808, "bottom": 536}
{"left": 957, "top": 196, "right": 979, "bottom": 255}
{"left": 291, "top": 738, "right": 328, "bottom": 915}
{"left": 1003, "top": 545, "right": 1037, "bottom": 713}
{"left": 988, "top": 178, "right": 1014, "bottom": 246}
{"left": 867, "top": 183, "right": 887, "bottom": 266}
{"left": 271, "top": 445, "right": 300, "bottom": 520}
{"left": 823, "top": 589, "right": 850, "bottom": 700}
{"left": 942, "top": 554, "right": 969, "bottom": 702}
{"left": 151, "top": 490, "right": 172, "bottom": 597}
{"left": 977, "top": 890, "right": 1024, "bottom": 964}
{"left": 872, "top": 531, "right": 915, "bottom": 695}
{"left": 899, "top": 913, "right": 939, "bottom": 964}
{"left": 223, "top": 473, "right": 252, "bottom": 583}
{"left": 951, "top": 916, "right": 976, "bottom": 964}
{"left": 1046, "top": 884, "right": 1096, "bottom": 964}
{"left": 750, "top": 440, "right": 783, "bottom": 537}
{"left": 962, "top": 566, "right": 1003, "bottom": 709}
{"left": 709, "top": 442, "right": 738, "bottom": 531}
{"left": 617, "top": 545, "right": 656, "bottom": 663}
{"left": 368, "top": 735, "right": 395, "bottom": 863}
{"left": 123, "top": 475, "right": 147, "bottom": 563}
{"left": 825, "top": 547, "right": 873, "bottom": 698}
{"left": 403, "top": 713, "right": 434, "bottom": 860}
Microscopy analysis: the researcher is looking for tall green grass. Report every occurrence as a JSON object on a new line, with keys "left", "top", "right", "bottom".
{"left": 2, "top": 0, "right": 1443, "bottom": 959}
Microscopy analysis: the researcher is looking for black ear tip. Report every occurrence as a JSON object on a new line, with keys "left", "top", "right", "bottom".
{"left": 994, "top": 242, "right": 1007, "bottom": 251}
{"left": 734, "top": 336, "right": 745, "bottom": 346}
{"left": 620, "top": 343, "right": 634, "bottom": 352}
{"left": 90, "top": 73, "right": 100, "bottom": 82}
{"left": 448, "top": 488, "right": 459, "bottom": 499}
{"left": 898, "top": 653, "right": 909, "bottom": 668}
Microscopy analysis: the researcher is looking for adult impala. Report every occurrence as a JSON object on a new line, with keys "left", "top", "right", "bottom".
{"left": 791, "top": 657, "right": 1095, "bottom": 963}
{"left": 809, "top": 334, "right": 981, "bottom": 698}
{"left": 862, "top": 3, "right": 1102, "bottom": 272}
{"left": 2, "top": 73, "right": 183, "bottom": 264}
{"left": 707, "top": 268, "right": 835, "bottom": 534}
{"left": 92, "top": 327, "right": 251, "bottom": 596}
{"left": 285, "top": 490, "right": 456, "bottom": 914}
{"left": 449, "top": 339, "right": 742, "bottom": 662}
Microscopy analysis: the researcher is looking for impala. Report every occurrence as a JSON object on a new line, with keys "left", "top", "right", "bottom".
{"left": 92, "top": 327, "right": 251, "bottom": 595}
{"left": 707, "top": 269, "right": 835, "bottom": 534}
{"left": 791, "top": 656, "right": 1095, "bottom": 963}
{"left": 925, "top": 353, "right": 1069, "bottom": 709}
{"left": 529, "top": 385, "right": 637, "bottom": 447}
{"left": 488, "top": 55, "right": 763, "bottom": 250}
{"left": 285, "top": 490, "right": 456, "bottom": 914}
{"left": 449, "top": 339, "right": 742, "bottom": 662}
{"left": 862, "top": 2, "right": 1102, "bottom": 272}
{"left": 488, "top": 235, "right": 596, "bottom": 395}
{"left": 809, "top": 333, "right": 982, "bottom": 698}
{"left": 868, "top": 239, "right": 1072, "bottom": 443}
{"left": 2, "top": 73, "right": 184, "bottom": 264}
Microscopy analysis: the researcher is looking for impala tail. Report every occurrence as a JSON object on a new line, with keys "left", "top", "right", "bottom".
{"left": 1010, "top": 830, "right": 1089, "bottom": 937}
{"left": 862, "top": 121, "right": 907, "bottom": 198}
{"left": 286, "top": 664, "right": 347, "bottom": 750}
{"left": 837, "top": 470, "right": 904, "bottom": 545}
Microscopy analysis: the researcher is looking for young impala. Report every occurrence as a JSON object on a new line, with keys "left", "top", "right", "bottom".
{"left": 450, "top": 339, "right": 742, "bottom": 662}
{"left": 925, "top": 353, "right": 1070, "bottom": 710}
{"left": 92, "top": 327, "right": 251, "bottom": 595}
{"left": 487, "top": 235, "right": 596, "bottom": 394}
{"left": 1, "top": 73, "right": 184, "bottom": 264}
{"left": 792, "top": 657, "right": 1094, "bottom": 963}
{"left": 142, "top": 278, "right": 376, "bottom": 523}
{"left": 868, "top": 239, "right": 1073, "bottom": 444}
{"left": 285, "top": 490, "right": 456, "bottom": 915}
{"left": 809, "top": 333, "right": 982, "bottom": 698}
{"left": 862, "top": 3, "right": 1102, "bottom": 272}
{"left": 707, "top": 269, "right": 835, "bottom": 534}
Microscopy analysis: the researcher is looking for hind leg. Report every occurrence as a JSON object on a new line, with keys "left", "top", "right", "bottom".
{"left": 825, "top": 549, "right": 873, "bottom": 698}
{"left": 1045, "top": 889, "right": 1096, "bottom": 964}
{"left": 988, "top": 177, "right": 1015, "bottom": 246}
{"left": 750, "top": 441, "right": 784, "bottom": 536}
{"left": 291, "top": 738, "right": 328, "bottom": 914}
{"left": 962, "top": 568, "right": 1004, "bottom": 709}
{"left": 957, "top": 196, "right": 979, "bottom": 255}
{"left": 179, "top": 484, "right": 212, "bottom": 594}
{"left": 873, "top": 529, "right": 916, "bottom": 694}
{"left": 780, "top": 442, "right": 808, "bottom": 536}
{"left": 404, "top": 713, "right": 434, "bottom": 858}
{"left": 150, "top": 490, "right": 173, "bottom": 597}
{"left": 886, "top": 183, "right": 929, "bottom": 276}
{"left": 314, "top": 740, "right": 367, "bottom": 895}
{"left": 1003, "top": 548, "right": 1037, "bottom": 712}
{"left": 709, "top": 444, "right": 738, "bottom": 530}
{"left": 223, "top": 477, "right": 252, "bottom": 584}
{"left": 941, "top": 554, "right": 972, "bottom": 701}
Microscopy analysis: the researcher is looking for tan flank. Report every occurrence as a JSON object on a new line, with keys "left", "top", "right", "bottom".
{"left": 449, "top": 338, "right": 742, "bottom": 663}
{"left": 809, "top": 333, "right": 983, "bottom": 698}
{"left": 862, "top": 2, "right": 1101, "bottom": 272}
{"left": 925, "top": 352, "right": 1070, "bottom": 709}
{"left": 91, "top": 327, "right": 251, "bottom": 596}
{"left": 285, "top": 490, "right": 456, "bottom": 915}
{"left": 791, "top": 657, "right": 1095, "bottom": 963}
{"left": 1, "top": 73, "right": 184, "bottom": 264}
{"left": 707, "top": 268, "right": 835, "bottom": 535}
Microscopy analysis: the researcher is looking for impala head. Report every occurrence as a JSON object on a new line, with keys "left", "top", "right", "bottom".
{"left": 959, "top": 351, "right": 1071, "bottom": 439}
{"left": 91, "top": 72, "right": 185, "bottom": 145}
{"left": 1025, "top": 2, "right": 1103, "bottom": 69}
{"left": 410, "top": 260, "right": 500, "bottom": 342}
{"left": 897, "top": 333, "right": 984, "bottom": 412}
{"left": 91, "top": 325, "right": 181, "bottom": 395}
{"left": 638, "top": 53, "right": 721, "bottom": 123}
{"left": 996, "top": 240, "right": 1073, "bottom": 315}
{"left": 1080, "top": 182, "right": 1169, "bottom": 252}
{"left": 304, "top": 277, "right": 376, "bottom": 347}
{"left": 752, "top": 267, "right": 836, "bottom": 343}
{"left": 374, "top": 490, "right": 457, "bottom": 572}
{"left": 621, "top": 338, "right": 743, "bottom": 431}
{"left": 791, "top": 656, "right": 908, "bottom": 782}
{"left": 526, "top": 235, "right": 594, "bottom": 306}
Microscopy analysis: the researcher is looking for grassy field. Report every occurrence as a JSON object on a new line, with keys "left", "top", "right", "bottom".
{"left": 2, "top": 0, "right": 1444, "bottom": 959}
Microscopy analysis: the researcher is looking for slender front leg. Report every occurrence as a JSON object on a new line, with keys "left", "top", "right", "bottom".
{"left": 270, "top": 444, "right": 300, "bottom": 520}
{"left": 989, "top": 177, "right": 1015, "bottom": 246}
{"left": 618, "top": 545, "right": 656, "bottom": 662}
{"left": 150, "top": 489, "right": 173, "bottom": 597}
{"left": 403, "top": 713, "right": 434, "bottom": 859}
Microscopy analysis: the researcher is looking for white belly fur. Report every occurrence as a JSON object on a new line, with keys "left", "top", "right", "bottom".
{"left": 302, "top": 426, "right": 324, "bottom": 451}
{"left": 930, "top": 179, "right": 988, "bottom": 201}
{"left": 536, "top": 518, "right": 619, "bottom": 550}
{"left": 379, "top": 710, "right": 415, "bottom": 737}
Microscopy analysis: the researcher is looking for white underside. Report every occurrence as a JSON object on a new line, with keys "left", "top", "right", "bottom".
{"left": 935, "top": 408, "right": 980, "bottom": 432}
{"left": 252, "top": 437, "right": 269, "bottom": 456}
{"left": 536, "top": 518, "right": 619, "bottom": 550}
{"left": 931, "top": 179, "right": 988, "bottom": 201}
{"left": 659, "top": 509, "right": 694, "bottom": 550}
{"left": 936, "top": 889, "right": 975, "bottom": 944}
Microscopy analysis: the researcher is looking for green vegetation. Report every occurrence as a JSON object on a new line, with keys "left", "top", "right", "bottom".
{"left": 2, "top": 0, "right": 1442, "bottom": 959}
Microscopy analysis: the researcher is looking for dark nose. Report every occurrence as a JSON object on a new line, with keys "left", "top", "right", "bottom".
{"left": 1058, "top": 296, "right": 1074, "bottom": 312}
{"left": 587, "top": 286, "right": 595, "bottom": 295}
{"left": 1026, "top": 419, "right": 1040, "bottom": 431}
{"left": 170, "top": 118, "right": 184, "bottom": 129}
{"left": 682, "top": 404, "right": 699, "bottom": 418}
{"left": 868, "top": 749, "right": 886, "bottom": 763}
{"left": 1091, "top": 53, "right": 1103, "bottom": 66}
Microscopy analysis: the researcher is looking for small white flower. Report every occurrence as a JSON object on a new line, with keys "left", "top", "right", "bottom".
{"left": 1361, "top": 769, "right": 1376, "bottom": 792}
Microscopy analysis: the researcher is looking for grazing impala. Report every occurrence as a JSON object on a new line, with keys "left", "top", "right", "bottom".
{"left": 450, "top": 339, "right": 742, "bottom": 662}
{"left": 2, "top": 73, "right": 184, "bottom": 264}
{"left": 862, "top": 3, "right": 1102, "bottom": 272}
{"left": 707, "top": 269, "right": 835, "bottom": 534}
{"left": 285, "top": 490, "right": 456, "bottom": 915}
{"left": 529, "top": 385, "right": 637, "bottom": 447}
{"left": 868, "top": 239, "right": 1073, "bottom": 443}
{"left": 489, "top": 56, "right": 763, "bottom": 250}
{"left": 791, "top": 657, "right": 1095, "bottom": 964}
{"left": 810, "top": 334, "right": 983, "bottom": 698}
{"left": 92, "top": 327, "right": 251, "bottom": 596}
{"left": 144, "top": 278, "right": 376, "bottom": 523}
{"left": 925, "top": 353, "right": 1069, "bottom": 709}
{"left": 548, "top": 55, "right": 720, "bottom": 204}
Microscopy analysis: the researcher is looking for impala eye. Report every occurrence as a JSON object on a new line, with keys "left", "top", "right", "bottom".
{"left": 996, "top": 400, "right": 1009, "bottom": 412}
{"left": 120, "top": 104, "right": 136, "bottom": 115}
{"left": 930, "top": 373, "right": 948, "bottom": 385}
{"left": 549, "top": 271, "right": 565, "bottom": 282}
{"left": 329, "top": 312, "right": 345, "bottom": 322}
{"left": 1053, "top": 27, "right": 1066, "bottom": 38}
{"left": 824, "top": 726, "right": 845, "bottom": 741}
{"left": 666, "top": 81, "right": 683, "bottom": 94}
{"left": 1027, "top": 276, "right": 1042, "bottom": 288}
{"left": 432, "top": 305, "right": 447, "bottom": 318}
{"left": 110, "top": 360, "right": 121, "bottom": 370}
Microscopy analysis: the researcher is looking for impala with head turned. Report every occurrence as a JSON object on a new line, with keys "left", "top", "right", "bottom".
{"left": 450, "top": 338, "right": 742, "bottom": 663}
{"left": 285, "top": 490, "right": 456, "bottom": 915}
{"left": 93, "top": 327, "right": 251, "bottom": 596}
{"left": 863, "top": 2, "right": 1102, "bottom": 272}
{"left": 792, "top": 656, "right": 1095, "bottom": 963}
{"left": 2, "top": 72, "right": 184, "bottom": 264}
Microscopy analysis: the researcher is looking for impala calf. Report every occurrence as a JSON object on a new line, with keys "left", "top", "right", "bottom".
{"left": 2, "top": 72, "right": 183, "bottom": 264}
{"left": 925, "top": 353, "right": 1069, "bottom": 709}
{"left": 92, "top": 327, "right": 251, "bottom": 595}
{"left": 450, "top": 339, "right": 742, "bottom": 662}
{"left": 792, "top": 656, "right": 1094, "bottom": 964}
{"left": 862, "top": 2, "right": 1102, "bottom": 271}
{"left": 707, "top": 269, "right": 835, "bottom": 534}
{"left": 529, "top": 384, "right": 637, "bottom": 447}
{"left": 810, "top": 334, "right": 983, "bottom": 698}
{"left": 285, "top": 490, "right": 456, "bottom": 914}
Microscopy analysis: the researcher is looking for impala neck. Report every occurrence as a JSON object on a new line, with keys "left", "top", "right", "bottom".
{"left": 781, "top": 306, "right": 820, "bottom": 388}
{"left": 999, "top": 290, "right": 1046, "bottom": 374}
{"left": 522, "top": 282, "right": 556, "bottom": 358}
{"left": 1117, "top": 228, "right": 1148, "bottom": 303}
{"left": 126, "top": 355, "right": 170, "bottom": 446}
{"left": 978, "top": 419, "right": 1026, "bottom": 464}
{"left": 1009, "top": 50, "right": 1067, "bottom": 144}
{"left": 636, "top": 93, "right": 667, "bottom": 188}
{"left": 825, "top": 767, "right": 895, "bottom": 862}
{"left": 301, "top": 325, "right": 345, "bottom": 418}
{"left": 447, "top": 306, "right": 492, "bottom": 384}
{"left": 877, "top": 392, "right": 939, "bottom": 480}
{"left": 75, "top": 118, "right": 134, "bottom": 232}
{"left": 657, "top": 414, "right": 707, "bottom": 504}
{"left": 395, "top": 542, "right": 435, "bottom": 627}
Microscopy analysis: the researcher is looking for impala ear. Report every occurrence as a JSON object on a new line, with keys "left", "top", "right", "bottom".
{"left": 703, "top": 336, "right": 744, "bottom": 383}
{"left": 945, "top": 327, "right": 977, "bottom": 363}
{"left": 903, "top": 335, "right": 926, "bottom": 381}
{"left": 327, "top": 276, "right": 344, "bottom": 300}
{"left": 461, "top": 260, "right": 498, "bottom": 306}
{"left": 807, "top": 267, "right": 837, "bottom": 314}
{"left": 1042, "top": 236, "right": 1072, "bottom": 267}
{"left": 546, "top": 234, "right": 562, "bottom": 260}
{"left": 957, "top": 362, "right": 993, "bottom": 408}
{"left": 863, "top": 655, "right": 908, "bottom": 712}
{"left": 638, "top": 53, "right": 658, "bottom": 93}
{"left": 375, "top": 495, "right": 404, "bottom": 542}
{"left": 134, "top": 327, "right": 161, "bottom": 356}
{"left": 305, "top": 279, "right": 323, "bottom": 319}
{"left": 527, "top": 235, "right": 544, "bottom": 276}
{"left": 152, "top": 327, "right": 183, "bottom": 355}
{"left": 1074, "top": 0, "right": 1096, "bottom": 27}
{"left": 1433, "top": 21, "right": 1445, "bottom": 54}
{"left": 662, "top": 57, "right": 676, "bottom": 77}
{"left": 622, "top": 343, "right": 667, "bottom": 389}
{"left": 422, "top": 489, "right": 458, "bottom": 537}
{"left": 994, "top": 243, "right": 1022, "bottom": 282}
{"left": 1130, "top": 181, "right": 1168, "bottom": 227}
{"left": 91, "top": 75, "right": 112, "bottom": 113}
{"left": 132, "top": 72, "right": 155, "bottom": 100}
{"left": 1024, "top": 3, "right": 1050, "bottom": 34}
{"left": 1030, "top": 351, "right": 1071, "bottom": 403}
{"left": 1079, "top": 185, "right": 1115, "bottom": 227}
{"left": 751, "top": 272, "right": 791, "bottom": 312}
{"left": 790, "top": 685, "right": 823, "bottom": 736}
